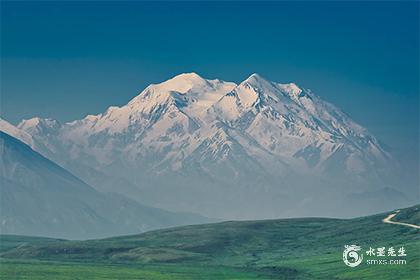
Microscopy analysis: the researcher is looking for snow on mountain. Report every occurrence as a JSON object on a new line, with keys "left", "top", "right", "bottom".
{"left": 0, "top": 118, "right": 33, "bottom": 147}
{"left": 12, "top": 73, "right": 401, "bottom": 219}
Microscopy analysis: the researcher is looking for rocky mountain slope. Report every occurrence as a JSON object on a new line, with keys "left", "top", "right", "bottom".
{"left": 0, "top": 131, "right": 209, "bottom": 239}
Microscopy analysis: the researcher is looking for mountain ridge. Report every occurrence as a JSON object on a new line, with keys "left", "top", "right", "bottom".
{"left": 1, "top": 73, "right": 406, "bottom": 219}
{"left": 0, "top": 131, "right": 211, "bottom": 239}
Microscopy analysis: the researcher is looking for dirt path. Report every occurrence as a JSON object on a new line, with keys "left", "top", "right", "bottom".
{"left": 382, "top": 210, "right": 420, "bottom": 229}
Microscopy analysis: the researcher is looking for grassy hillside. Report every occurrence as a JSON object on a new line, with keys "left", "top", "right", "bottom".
{"left": 1, "top": 205, "right": 419, "bottom": 279}
{"left": 0, "top": 235, "right": 62, "bottom": 253}
{"left": 394, "top": 205, "right": 420, "bottom": 225}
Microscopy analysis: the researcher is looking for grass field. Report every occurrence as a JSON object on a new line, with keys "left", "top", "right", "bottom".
{"left": 1, "top": 205, "right": 419, "bottom": 279}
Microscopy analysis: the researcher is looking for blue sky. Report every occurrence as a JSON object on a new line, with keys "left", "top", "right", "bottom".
{"left": 1, "top": 1, "right": 419, "bottom": 166}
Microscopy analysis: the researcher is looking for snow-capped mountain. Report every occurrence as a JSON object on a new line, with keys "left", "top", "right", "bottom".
{"left": 7, "top": 73, "right": 402, "bottom": 218}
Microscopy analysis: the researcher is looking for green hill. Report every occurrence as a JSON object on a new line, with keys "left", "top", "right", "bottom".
{"left": 1, "top": 205, "right": 419, "bottom": 279}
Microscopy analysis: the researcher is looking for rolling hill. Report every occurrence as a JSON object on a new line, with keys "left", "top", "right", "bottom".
{"left": 1, "top": 205, "right": 418, "bottom": 279}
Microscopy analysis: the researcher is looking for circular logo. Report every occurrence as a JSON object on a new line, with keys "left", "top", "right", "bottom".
{"left": 343, "top": 245, "right": 363, "bottom": 267}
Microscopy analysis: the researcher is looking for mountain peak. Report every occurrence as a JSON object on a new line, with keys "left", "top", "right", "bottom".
{"left": 248, "top": 72, "right": 263, "bottom": 79}
{"left": 18, "top": 117, "right": 61, "bottom": 134}
{"left": 241, "top": 73, "right": 273, "bottom": 91}
{"left": 128, "top": 72, "right": 236, "bottom": 110}
{"left": 18, "top": 117, "right": 42, "bottom": 127}
{"left": 167, "top": 72, "right": 207, "bottom": 85}
{"left": 173, "top": 72, "right": 203, "bottom": 80}
{"left": 243, "top": 74, "right": 303, "bottom": 97}
{"left": 142, "top": 72, "right": 209, "bottom": 96}
{"left": 244, "top": 73, "right": 268, "bottom": 83}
